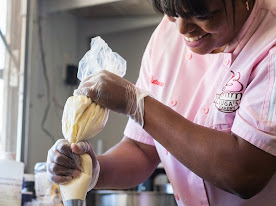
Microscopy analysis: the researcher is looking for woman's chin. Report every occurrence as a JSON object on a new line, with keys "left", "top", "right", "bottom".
{"left": 189, "top": 47, "right": 214, "bottom": 55}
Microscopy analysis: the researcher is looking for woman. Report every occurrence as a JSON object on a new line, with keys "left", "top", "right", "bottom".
{"left": 47, "top": 0, "right": 276, "bottom": 205}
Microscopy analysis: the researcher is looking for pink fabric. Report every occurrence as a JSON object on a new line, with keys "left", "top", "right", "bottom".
{"left": 124, "top": 0, "right": 276, "bottom": 205}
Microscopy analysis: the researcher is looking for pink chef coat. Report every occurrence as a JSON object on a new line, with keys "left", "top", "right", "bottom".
{"left": 124, "top": 0, "right": 276, "bottom": 205}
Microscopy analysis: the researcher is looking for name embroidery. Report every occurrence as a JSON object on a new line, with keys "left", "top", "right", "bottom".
{"left": 150, "top": 75, "right": 164, "bottom": 87}
{"left": 214, "top": 71, "right": 243, "bottom": 113}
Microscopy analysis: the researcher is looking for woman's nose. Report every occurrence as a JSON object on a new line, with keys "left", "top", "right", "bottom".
{"left": 176, "top": 18, "right": 196, "bottom": 34}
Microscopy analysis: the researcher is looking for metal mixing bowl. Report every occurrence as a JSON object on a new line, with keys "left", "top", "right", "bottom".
{"left": 86, "top": 190, "right": 177, "bottom": 206}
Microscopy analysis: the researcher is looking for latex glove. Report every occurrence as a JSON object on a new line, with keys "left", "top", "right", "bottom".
{"left": 71, "top": 141, "right": 100, "bottom": 191}
{"left": 47, "top": 139, "right": 100, "bottom": 191}
{"left": 74, "top": 70, "right": 150, "bottom": 127}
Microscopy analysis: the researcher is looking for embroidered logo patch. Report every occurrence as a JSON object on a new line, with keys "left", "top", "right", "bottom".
{"left": 150, "top": 75, "right": 164, "bottom": 87}
{"left": 214, "top": 71, "right": 243, "bottom": 113}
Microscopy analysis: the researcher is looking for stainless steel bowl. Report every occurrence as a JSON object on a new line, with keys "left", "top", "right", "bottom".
{"left": 64, "top": 199, "right": 85, "bottom": 206}
{"left": 86, "top": 190, "right": 177, "bottom": 206}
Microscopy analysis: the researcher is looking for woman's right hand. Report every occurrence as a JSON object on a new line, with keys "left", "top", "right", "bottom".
{"left": 47, "top": 139, "right": 82, "bottom": 184}
{"left": 47, "top": 139, "right": 100, "bottom": 190}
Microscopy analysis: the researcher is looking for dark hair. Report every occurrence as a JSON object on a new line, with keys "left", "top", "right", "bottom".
{"left": 150, "top": 0, "right": 235, "bottom": 21}
{"left": 151, "top": 0, "right": 209, "bottom": 17}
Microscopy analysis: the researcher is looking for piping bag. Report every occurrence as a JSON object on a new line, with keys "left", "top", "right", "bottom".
{"left": 60, "top": 36, "right": 126, "bottom": 206}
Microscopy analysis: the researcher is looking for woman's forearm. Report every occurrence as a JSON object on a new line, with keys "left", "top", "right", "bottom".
{"left": 143, "top": 96, "right": 276, "bottom": 198}
{"left": 94, "top": 137, "right": 160, "bottom": 189}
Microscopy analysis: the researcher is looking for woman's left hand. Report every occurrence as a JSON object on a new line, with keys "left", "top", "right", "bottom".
{"left": 74, "top": 70, "right": 150, "bottom": 126}
{"left": 74, "top": 70, "right": 135, "bottom": 115}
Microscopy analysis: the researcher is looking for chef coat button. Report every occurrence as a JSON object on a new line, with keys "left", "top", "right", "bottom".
{"left": 224, "top": 58, "right": 231, "bottom": 66}
{"left": 185, "top": 53, "right": 192, "bottom": 60}
{"left": 202, "top": 106, "right": 209, "bottom": 114}
{"left": 164, "top": 149, "right": 168, "bottom": 155}
{"left": 170, "top": 99, "right": 177, "bottom": 107}
{"left": 174, "top": 193, "right": 180, "bottom": 201}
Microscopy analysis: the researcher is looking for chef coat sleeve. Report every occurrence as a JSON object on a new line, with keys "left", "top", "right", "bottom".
{"left": 232, "top": 47, "right": 276, "bottom": 156}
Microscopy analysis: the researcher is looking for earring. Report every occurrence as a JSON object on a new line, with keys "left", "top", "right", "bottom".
{"left": 245, "top": 1, "right": 250, "bottom": 11}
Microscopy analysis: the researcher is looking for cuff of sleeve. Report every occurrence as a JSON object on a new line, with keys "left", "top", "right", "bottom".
{"left": 232, "top": 111, "right": 276, "bottom": 156}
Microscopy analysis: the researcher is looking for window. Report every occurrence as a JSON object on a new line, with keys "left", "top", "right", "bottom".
{"left": 0, "top": 0, "right": 27, "bottom": 160}
{"left": 0, "top": 0, "right": 8, "bottom": 155}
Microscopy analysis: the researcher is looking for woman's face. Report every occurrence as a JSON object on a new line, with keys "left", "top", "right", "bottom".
{"left": 167, "top": 0, "right": 253, "bottom": 54}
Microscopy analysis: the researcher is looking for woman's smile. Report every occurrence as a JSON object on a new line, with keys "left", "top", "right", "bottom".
{"left": 183, "top": 33, "right": 210, "bottom": 47}
{"left": 184, "top": 33, "right": 208, "bottom": 42}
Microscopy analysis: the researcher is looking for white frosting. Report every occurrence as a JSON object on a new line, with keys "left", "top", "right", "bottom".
{"left": 62, "top": 95, "right": 109, "bottom": 144}
{"left": 61, "top": 95, "right": 108, "bottom": 200}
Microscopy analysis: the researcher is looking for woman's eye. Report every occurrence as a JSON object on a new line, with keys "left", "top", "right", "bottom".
{"left": 194, "top": 11, "right": 216, "bottom": 21}
{"left": 194, "top": 15, "right": 211, "bottom": 20}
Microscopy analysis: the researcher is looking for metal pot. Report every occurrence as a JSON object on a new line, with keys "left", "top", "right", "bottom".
{"left": 86, "top": 190, "right": 177, "bottom": 206}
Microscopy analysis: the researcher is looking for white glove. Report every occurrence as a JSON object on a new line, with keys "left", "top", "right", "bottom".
{"left": 71, "top": 141, "right": 100, "bottom": 191}
{"left": 74, "top": 70, "right": 151, "bottom": 127}
{"left": 47, "top": 139, "right": 100, "bottom": 191}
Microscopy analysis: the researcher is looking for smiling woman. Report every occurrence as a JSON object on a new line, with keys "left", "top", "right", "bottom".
{"left": 47, "top": 0, "right": 276, "bottom": 205}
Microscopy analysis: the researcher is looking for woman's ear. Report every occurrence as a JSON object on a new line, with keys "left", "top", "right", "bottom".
{"left": 166, "top": 15, "right": 176, "bottom": 22}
